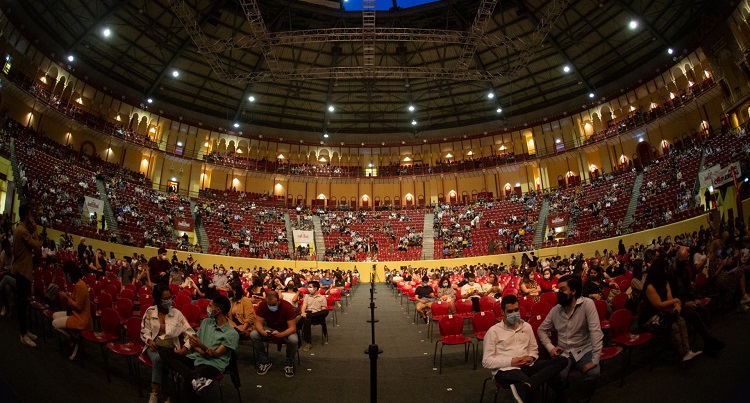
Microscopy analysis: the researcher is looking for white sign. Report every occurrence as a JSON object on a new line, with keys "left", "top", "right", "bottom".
{"left": 293, "top": 230, "right": 314, "bottom": 243}
{"left": 84, "top": 196, "right": 104, "bottom": 217}
{"left": 699, "top": 162, "right": 741, "bottom": 188}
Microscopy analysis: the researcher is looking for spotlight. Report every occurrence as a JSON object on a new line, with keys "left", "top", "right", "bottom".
{"left": 411, "top": 120, "right": 417, "bottom": 126}
{"left": 248, "top": 96, "right": 255, "bottom": 102}
{"left": 496, "top": 108, "right": 503, "bottom": 113}
{"left": 563, "top": 65, "right": 571, "bottom": 73}
{"left": 323, "top": 133, "right": 329, "bottom": 138}
{"left": 67, "top": 55, "right": 75, "bottom": 62}
{"left": 233, "top": 123, "right": 240, "bottom": 128}
{"left": 629, "top": 20, "right": 638, "bottom": 29}
{"left": 146, "top": 98, "right": 153, "bottom": 104}
{"left": 667, "top": 48, "right": 674, "bottom": 55}
{"left": 487, "top": 92, "right": 495, "bottom": 99}
{"left": 588, "top": 93, "right": 595, "bottom": 99}
{"left": 102, "top": 28, "right": 111, "bottom": 37}
{"left": 328, "top": 105, "right": 335, "bottom": 112}
{"left": 408, "top": 105, "right": 415, "bottom": 112}
{"left": 172, "top": 70, "right": 180, "bottom": 78}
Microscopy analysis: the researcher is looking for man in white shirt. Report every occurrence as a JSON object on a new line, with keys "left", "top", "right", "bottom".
{"left": 483, "top": 295, "right": 567, "bottom": 403}
{"left": 537, "top": 275, "right": 603, "bottom": 402}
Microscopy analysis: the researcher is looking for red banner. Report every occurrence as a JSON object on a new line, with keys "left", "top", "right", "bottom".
{"left": 174, "top": 216, "right": 194, "bottom": 232}
{"left": 547, "top": 213, "right": 569, "bottom": 228}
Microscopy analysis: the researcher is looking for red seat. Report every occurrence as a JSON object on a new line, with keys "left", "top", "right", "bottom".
{"left": 428, "top": 301, "right": 451, "bottom": 342}
{"left": 540, "top": 292, "right": 558, "bottom": 306}
{"left": 179, "top": 303, "right": 202, "bottom": 329}
{"left": 530, "top": 301, "right": 552, "bottom": 317}
{"left": 433, "top": 315, "right": 476, "bottom": 374}
{"left": 478, "top": 296, "right": 496, "bottom": 313}
{"left": 81, "top": 308, "right": 122, "bottom": 382}
{"left": 611, "top": 292, "right": 629, "bottom": 312}
{"left": 610, "top": 309, "right": 653, "bottom": 386}
{"left": 492, "top": 300, "right": 504, "bottom": 322}
{"left": 174, "top": 294, "right": 191, "bottom": 309}
{"left": 594, "top": 299, "right": 610, "bottom": 330}
{"left": 115, "top": 299, "right": 134, "bottom": 325}
{"left": 471, "top": 311, "right": 495, "bottom": 341}
{"left": 120, "top": 289, "right": 135, "bottom": 303}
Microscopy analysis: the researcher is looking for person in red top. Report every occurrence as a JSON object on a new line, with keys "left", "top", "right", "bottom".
{"left": 250, "top": 290, "right": 298, "bottom": 378}
{"left": 538, "top": 268, "right": 559, "bottom": 293}
{"left": 147, "top": 247, "right": 171, "bottom": 286}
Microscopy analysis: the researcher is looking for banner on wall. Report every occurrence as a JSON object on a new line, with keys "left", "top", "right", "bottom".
{"left": 547, "top": 213, "right": 569, "bottom": 228}
{"left": 699, "top": 162, "right": 742, "bottom": 188}
{"left": 293, "top": 230, "right": 316, "bottom": 255}
{"left": 84, "top": 196, "right": 104, "bottom": 217}
{"left": 174, "top": 217, "right": 194, "bottom": 232}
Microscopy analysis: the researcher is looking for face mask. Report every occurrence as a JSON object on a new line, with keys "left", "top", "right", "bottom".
{"left": 160, "top": 299, "right": 172, "bottom": 310}
{"left": 544, "top": 275, "right": 551, "bottom": 280}
{"left": 442, "top": 282, "right": 449, "bottom": 287}
{"left": 422, "top": 282, "right": 429, "bottom": 286}
{"left": 219, "top": 271, "right": 225, "bottom": 276}
{"left": 557, "top": 290, "right": 571, "bottom": 307}
{"left": 267, "top": 304, "right": 279, "bottom": 312}
{"left": 205, "top": 307, "right": 213, "bottom": 318}
{"left": 505, "top": 312, "right": 521, "bottom": 325}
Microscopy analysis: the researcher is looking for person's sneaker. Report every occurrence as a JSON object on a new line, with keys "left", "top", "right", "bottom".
{"left": 510, "top": 383, "right": 529, "bottom": 403}
{"left": 69, "top": 342, "right": 80, "bottom": 360}
{"left": 741, "top": 293, "right": 750, "bottom": 304}
{"left": 302, "top": 343, "right": 312, "bottom": 352}
{"left": 25, "top": 331, "right": 38, "bottom": 341}
{"left": 191, "top": 377, "right": 212, "bottom": 393}
{"left": 257, "top": 362, "right": 272, "bottom": 375}
{"left": 0, "top": 307, "right": 6, "bottom": 316}
{"left": 682, "top": 350, "right": 702, "bottom": 362}
{"left": 20, "top": 335, "right": 36, "bottom": 348}
{"left": 284, "top": 365, "right": 295, "bottom": 378}
{"left": 148, "top": 392, "right": 159, "bottom": 403}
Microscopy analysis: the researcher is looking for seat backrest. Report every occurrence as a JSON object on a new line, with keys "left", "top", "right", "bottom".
{"left": 430, "top": 301, "right": 450, "bottom": 317}
{"left": 479, "top": 296, "right": 496, "bottom": 312}
{"left": 502, "top": 287, "right": 518, "bottom": 297}
{"left": 116, "top": 298, "right": 134, "bottom": 320}
{"left": 438, "top": 315, "right": 464, "bottom": 337}
{"left": 120, "top": 289, "right": 135, "bottom": 302}
{"left": 472, "top": 311, "right": 495, "bottom": 334}
{"left": 619, "top": 279, "right": 632, "bottom": 293}
{"left": 593, "top": 299, "right": 608, "bottom": 322}
{"left": 196, "top": 298, "right": 210, "bottom": 315}
{"left": 104, "top": 284, "right": 119, "bottom": 298}
{"left": 126, "top": 316, "right": 142, "bottom": 345}
{"left": 540, "top": 292, "right": 558, "bottom": 306}
{"left": 98, "top": 292, "right": 114, "bottom": 309}
{"left": 101, "top": 308, "right": 122, "bottom": 335}
{"left": 611, "top": 292, "right": 629, "bottom": 311}
{"left": 527, "top": 314, "right": 547, "bottom": 334}
{"left": 455, "top": 299, "right": 473, "bottom": 315}
{"left": 179, "top": 303, "right": 201, "bottom": 323}
{"left": 609, "top": 309, "right": 632, "bottom": 338}
{"left": 531, "top": 301, "right": 552, "bottom": 316}
{"left": 175, "top": 294, "right": 191, "bottom": 309}
{"left": 169, "top": 283, "right": 180, "bottom": 297}
{"left": 492, "top": 300, "right": 504, "bottom": 320}
{"left": 123, "top": 284, "right": 136, "bottom": 293}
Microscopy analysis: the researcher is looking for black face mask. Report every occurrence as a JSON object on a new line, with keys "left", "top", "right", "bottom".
{"left": 557, "top": 290, "right": 572, "bottom": 307}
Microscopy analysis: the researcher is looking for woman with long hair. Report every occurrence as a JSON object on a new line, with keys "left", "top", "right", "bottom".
{"left": 639, "top": 258, "right": 701, "bottom": 363}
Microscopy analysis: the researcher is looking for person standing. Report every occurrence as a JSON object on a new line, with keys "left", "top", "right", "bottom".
{"left": 148, "top": 247, "right": 171, "bottom": 287}
{"left": 12, "top": 204, "right": 41, "bottom": 347}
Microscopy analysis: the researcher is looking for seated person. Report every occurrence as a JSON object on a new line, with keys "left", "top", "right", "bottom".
{"left": 460, "top": 273, "right": 483, "bottom": 312}
{"left": 53, "top": 262, "right": 93, "bottom": 359}
{"left": 248, "top": 276, "right": 267, "bottom": 304}
{"left": 414, "top": 276, "right": 436, "bottom": 323}
{"left": 228, "top": 282, "right": 255, "bottom": 339}
{"left": 483, "top": 295, "right": 567, "bottom": 402}
{"left": 281, "top": 282, "right": 300, "bottom": 313}
{"left": 141, "top": 283, "right": 196, "bottom": 403}
{"left": 537, "top": 275, "right": 603, "bottom": 402}
{"left": 485, "top": 272, "right": 503, "bottom": 300}
{"left": 298, "top": 281, "right": 329, "bottom": 352}
{"left": 538, "top": 268, "right": 558, "bottom": 293}
{"left": 639, "top": 258, "right": 702, "bottom": 362}
{"left": 436, "top": 275, "right": 456, "bottom": 313}
{"left": 160, "top": 295, "right": 239, "bottom": 403}
{"left": 250, "top": 290, "right": 299, "bottom": 377}
{"left": 519, "top": 270, "right": 542, "bottom": 302}
{"left": 581, "top": 266, "right": 615, "bottom": 301}
{"left": 669, "top": 247, "right": 724, "bottom": 353}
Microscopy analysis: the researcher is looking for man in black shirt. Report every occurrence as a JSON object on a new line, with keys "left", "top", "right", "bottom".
{"left": 415, "top": 276, "right": 435, "bottom": 323}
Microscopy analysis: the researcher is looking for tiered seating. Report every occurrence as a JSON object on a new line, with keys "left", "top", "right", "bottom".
{"left": 107, "top": 181, "right": 191, "bottom": 249}
{"left": 14, "top": 128, "right": 109, "bottom": 240}
{"left": 195, "top": 195, "right": 289, "bottom": 259}
{"left": 320, "top": 210, "right": 425, "bottom": 261}
{"left": 632, "top": 147, "right": 702, "bottom": 231}
{"left": 433, "top": 198, "right": 540, "bottom": 259}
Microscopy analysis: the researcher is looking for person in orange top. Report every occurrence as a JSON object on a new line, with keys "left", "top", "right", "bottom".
{"left": 53, "top": 262, "right": 93, "bottom": 360}
{"left": 12, "top": 204, "right": 42, "bottom": 348}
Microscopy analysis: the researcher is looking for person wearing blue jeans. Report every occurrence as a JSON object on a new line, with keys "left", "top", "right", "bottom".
{"left": 250, "top": 290, "right": 299, "bottom": 378}
{"left": 538, "top": 275, "right": 604, "bottom": 403}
